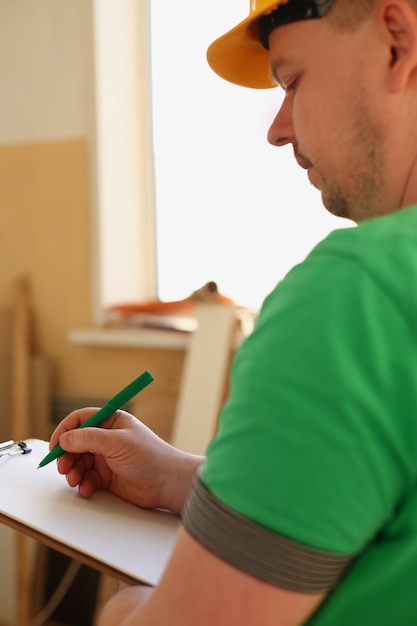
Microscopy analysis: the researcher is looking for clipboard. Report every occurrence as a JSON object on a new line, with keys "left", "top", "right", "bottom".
{"left": 0, "top": 439, "right": 180, "bottom": 585}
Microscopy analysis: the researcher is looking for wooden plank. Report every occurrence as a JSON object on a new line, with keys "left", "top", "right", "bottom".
{"left": 12, "top": 276, "right": 32, "bottom": 626}
{"left": 170, "top": 304, "right": 236, "bottom": 455}
{"left": 12, "top": 275, "right": 31, "bottom": 441}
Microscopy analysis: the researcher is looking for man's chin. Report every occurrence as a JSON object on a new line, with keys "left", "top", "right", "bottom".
{"left": 323, "top": 198, "right": 352, "bottom": 221}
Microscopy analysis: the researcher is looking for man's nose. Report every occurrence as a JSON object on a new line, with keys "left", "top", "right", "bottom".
{"left": 267, "top": 97, "right": 294, "bottom": 147}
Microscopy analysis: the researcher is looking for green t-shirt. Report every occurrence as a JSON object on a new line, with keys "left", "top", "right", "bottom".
{"left": 183, "top": 205, "right": 417, "bottom": 624}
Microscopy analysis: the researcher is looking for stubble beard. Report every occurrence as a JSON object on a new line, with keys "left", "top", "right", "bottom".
{"left": 314, "top": 91, "right": 385, "bottom": 223}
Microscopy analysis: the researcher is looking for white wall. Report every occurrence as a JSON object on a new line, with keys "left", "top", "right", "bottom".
{"left": 0, "top": 0, "right": 94, "bottom": 144}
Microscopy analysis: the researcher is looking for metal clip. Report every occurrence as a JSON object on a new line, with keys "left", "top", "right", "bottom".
{"left": 0, "top": 440, "right": 32, "bottom": 457}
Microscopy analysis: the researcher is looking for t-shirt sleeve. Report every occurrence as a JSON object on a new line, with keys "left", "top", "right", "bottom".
{"left": 182, "top": 245, "right": 417, "bottom": 591}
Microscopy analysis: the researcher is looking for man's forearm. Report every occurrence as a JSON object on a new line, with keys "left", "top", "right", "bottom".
{"left": 161, "top": 451, "right": 205, "bottom": 514}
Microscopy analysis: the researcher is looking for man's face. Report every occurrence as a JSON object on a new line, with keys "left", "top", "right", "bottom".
{"left": 266, "top": 16, "right": 387, "bottom": 222}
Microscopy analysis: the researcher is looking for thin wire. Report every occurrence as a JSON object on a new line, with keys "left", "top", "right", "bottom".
{"left": 30, "top": 559, "right": 82, "bottom": 626}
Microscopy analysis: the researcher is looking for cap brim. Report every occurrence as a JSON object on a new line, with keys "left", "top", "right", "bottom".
{"left": 206, "top": 13, "right": 277, "bottom": 89}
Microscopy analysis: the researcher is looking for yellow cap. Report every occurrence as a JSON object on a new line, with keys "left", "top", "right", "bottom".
{"left": 207, "top": 1, "right": 289, "bottom": 90}
{"left": 207, "top": 0, "right": 332, "bottom": 89}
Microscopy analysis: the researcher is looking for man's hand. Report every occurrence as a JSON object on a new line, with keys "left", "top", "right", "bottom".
{"left": 49, "top": 408, "right": 203, "bottom": 513}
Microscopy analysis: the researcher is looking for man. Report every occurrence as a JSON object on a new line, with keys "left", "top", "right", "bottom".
{"left": 50, "top": 0, "right": 417, "bottom": 623}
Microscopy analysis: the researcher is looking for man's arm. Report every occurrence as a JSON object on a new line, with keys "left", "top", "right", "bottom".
{"left": 98, "top": 527, "right": 326, "bottom": 626}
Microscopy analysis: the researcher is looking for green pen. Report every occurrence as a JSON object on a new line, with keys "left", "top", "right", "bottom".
{"left": 38, "top": 370, "right": 154, "bottom": 468}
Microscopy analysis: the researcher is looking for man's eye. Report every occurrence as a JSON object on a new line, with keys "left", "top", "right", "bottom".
{"left": 285, "top": 80, "right": 298, "bottom": 93}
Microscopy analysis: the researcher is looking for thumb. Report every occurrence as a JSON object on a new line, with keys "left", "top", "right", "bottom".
{"left": 59, "top": 426, "right": 111, "bottom": 457}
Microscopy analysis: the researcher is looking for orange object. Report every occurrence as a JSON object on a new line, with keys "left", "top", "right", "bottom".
{"left": 108, "top": 281, "right": 235, "bottom": 317}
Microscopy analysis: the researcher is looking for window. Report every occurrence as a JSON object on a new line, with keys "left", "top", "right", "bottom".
{"left": 93, "top": 0, "right": 351, "bottom": 318}
{"left": 150, "top": 0, "right": 349, "bottom": 310}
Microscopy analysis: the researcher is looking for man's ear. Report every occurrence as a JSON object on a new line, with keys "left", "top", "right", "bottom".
{"left": 379, "top": 1, "right": 417, "bottom": 91}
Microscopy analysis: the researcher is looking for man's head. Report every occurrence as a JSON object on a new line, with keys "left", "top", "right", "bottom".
{"left": 208, "top": 0, "right": 417, "bottom": 222}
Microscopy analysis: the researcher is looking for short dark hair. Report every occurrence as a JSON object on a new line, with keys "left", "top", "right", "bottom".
{"left": 327, "top": 0, "right": 376, "bottom": 30}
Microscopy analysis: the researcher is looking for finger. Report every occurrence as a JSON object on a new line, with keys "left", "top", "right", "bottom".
{"left": 50, "top": 408, "right": 132, "bottom": 450}
{"left": 63, "top": 452, "right": 105, "bottom": 496}
{"left": 58, "top": 423, "right": 122, "bottom": 458}
{"left": 57, "top": 447, "right": 94, "bottom": 475}
{"left": 56, "top": 451, "right": 78, "bottom": 475}
{"left": 49, "top": 408, "right": 101, "bottom": 449}
{"left": 78, "top": 471, "right": 101, "bottom": 499}
{"left": 59, "top": 448, "right": 92, "bottom": 483}
{"left": 66, "top": 467, "right": 101, "bottom": 499}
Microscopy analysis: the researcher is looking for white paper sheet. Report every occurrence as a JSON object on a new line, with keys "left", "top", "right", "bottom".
{"left": 0, "top": 439, "right": 180, "bottom": 585}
